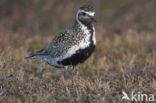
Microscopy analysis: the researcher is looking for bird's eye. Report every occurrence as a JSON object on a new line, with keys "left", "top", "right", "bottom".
{"left": 82, "top": 12, "right": 86, "bottom": 16}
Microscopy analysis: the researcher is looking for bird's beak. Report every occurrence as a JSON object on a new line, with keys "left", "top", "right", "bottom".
{"left": 90, "top": 16, "right": 96, "bottom": 22}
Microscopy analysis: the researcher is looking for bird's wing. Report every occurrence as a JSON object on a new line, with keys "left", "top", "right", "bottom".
{"left": 26, "top": 28, "right": 73, "bottom": 59}
{"left": 46, "top": 29, "right": 73, "bottom": 57}
{"left": 50, "top": 30, "right": 71, "bottom": 48}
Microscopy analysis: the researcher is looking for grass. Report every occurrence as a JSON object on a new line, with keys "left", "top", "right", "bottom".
{"left": 0, "top": 30, "right": 156, "bottom": 103}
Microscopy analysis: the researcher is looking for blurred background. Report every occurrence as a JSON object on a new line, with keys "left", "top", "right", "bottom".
{"left": 0, "top": 0, "right": 156, "bottom": 102}
{"left": 0, "top": 0, "right": 156, "bottom": 48}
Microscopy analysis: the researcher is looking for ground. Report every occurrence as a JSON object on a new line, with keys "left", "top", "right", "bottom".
{"left": 0, "top": 0, "right": 156, "bottom": 103}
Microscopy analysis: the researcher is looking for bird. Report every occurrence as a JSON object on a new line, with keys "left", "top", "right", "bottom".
{"left": 26, "top": 4, "right": 96, "bottom": 80}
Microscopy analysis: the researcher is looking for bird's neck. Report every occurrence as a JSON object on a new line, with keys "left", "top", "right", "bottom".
{"left": 73, "top": 19, "right": 94, "bottom": 32}
{"left": 73, "top": 19, "right": 96, "bottom": 45}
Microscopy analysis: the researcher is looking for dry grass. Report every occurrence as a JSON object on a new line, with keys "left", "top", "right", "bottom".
{"left": 0, "top": 0, "right": 156, "bottom": 103}
{"left": 0, "top": 30, "right": 156, "bottom": 103}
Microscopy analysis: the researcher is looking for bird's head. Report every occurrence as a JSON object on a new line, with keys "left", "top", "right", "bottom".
{"left": 76, "top": 5, "right": 96, "bottom": 24}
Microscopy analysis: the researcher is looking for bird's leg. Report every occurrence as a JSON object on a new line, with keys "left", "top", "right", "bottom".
{"left": 72, "top": 66, "right": 76, "bottom": 84}
{"left": 64, "top": 66, "right": 68, "bottom": 79}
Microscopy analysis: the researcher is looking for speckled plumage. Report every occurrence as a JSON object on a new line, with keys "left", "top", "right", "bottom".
{"left": 48, "top": 23, "right": 86, "bottom": 57}
{"left": 26, "top": 5, "right": 96, "bottom": 68}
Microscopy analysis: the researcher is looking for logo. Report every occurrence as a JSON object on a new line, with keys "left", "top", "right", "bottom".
{"left": 122, "top": 90, "right": 155, "bottom": 102}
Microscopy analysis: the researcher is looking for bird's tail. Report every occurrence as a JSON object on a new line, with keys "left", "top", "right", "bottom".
{"left": 25, "top": 47, "right": 48, "bottom": 59}
{"left": 25, "top": 52, "right": 40, "bottom": 59}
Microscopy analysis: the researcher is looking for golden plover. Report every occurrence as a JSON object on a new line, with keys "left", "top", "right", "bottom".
{"left": 26, "top": 5, "right": 96, "bottom": 78}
